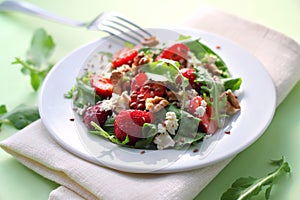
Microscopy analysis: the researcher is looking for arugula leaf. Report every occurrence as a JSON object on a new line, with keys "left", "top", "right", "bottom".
{"left": 221, "top": 156, "right": 291, "bottom": 200}
{"left": 134, "top": 123, "right": 158, "bottom": 149}
{"left": 173, "top": 110, "right": 201, "bottom": 148}
{"left": 142, "top": 123, "right": 158, "bottom": 138}
{"left": 184, "top": 39, "right": 230, "bottom": 78}
{"left": 64, "top": 85, "right": 77, "bottom": 99}
{"left": 0, "top": 104, "right": 8, "bottom": 130}
{"left": 222, "top": 77, "right": 242, "bottom": 92}
{"left": 177, "top": 35, "right": 192, "bottom": 41}
{"left": 0, "top": 105, "right": 7, "bottom": 115}
{"left": 0, "top": 104, "right": 40, "bottom": 130}
{"left": 90, "top": 121, "right": 129, "bottom": 145}
{"left": 141, "top": 59, "right": 181, "bottom": 83}
{"left": 73, "top": 79, "right": 97, "bottom": 109}
{"left": 12, "top": 28, "right": 55, "bottom": 91}
{"left": 141, "top": 59, "right": 189, "bottom": 107}
{"left": 194, "top": 66, "right": 227, "bottom": 127}
{"left": 102, "top": 117, "right": 115, "bottom": 133}
{"left": 165, "top": 103, "right": 182, "bottom": 119}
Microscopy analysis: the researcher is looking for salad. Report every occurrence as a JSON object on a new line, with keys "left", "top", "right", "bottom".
{"left": 67, "top": 35, "right": 242, "bottom": 150}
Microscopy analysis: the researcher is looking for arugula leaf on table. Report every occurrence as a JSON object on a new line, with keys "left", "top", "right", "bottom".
{"left": 0, "top": 104, "right": 40, "bottom": 131}
{"left": 12, "top": 28, "right": 55, "bottom": 91}
{"left": 0, "top": 105, "right": 7, "bottom": 115}
{"left": 221, "top": 156, "right": 291, "bottom": 200}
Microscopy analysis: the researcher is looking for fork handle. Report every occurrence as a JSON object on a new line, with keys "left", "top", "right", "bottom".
{"left": 0, "top": 0, "right": 85, "bottom": 27}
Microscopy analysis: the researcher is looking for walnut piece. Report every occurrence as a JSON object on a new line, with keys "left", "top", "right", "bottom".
{"left": 222, "top": 90, "right": 241, "bottom": 114}
{"left": 203, "top": 63, "right": 223, "bottom": 76}
{"left": 131, "top": 52, "right": 153, "bottom": 76}
{"left": 133, "top": 52, "right": 152, "bottom": 66}
{"left": 145, "top": 97, "right": 169, "bottom": 112}
{"left": 167, "top": 91, "right": 178, "bottom": 101}
{"left": 110, "top": 65, "right": 131, "bottom": 94}
{"left": 141, "top": 36, "right": 159, "bottom": 47}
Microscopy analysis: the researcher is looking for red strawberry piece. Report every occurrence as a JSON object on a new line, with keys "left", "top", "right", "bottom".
{"left": 188, "top": 96, "right": 218, "bottom": 134}
{"left": 180, "top": 68, "right": 201, "bottom": 91}
{"left": 83, "top": 102, "right": 112, "bottom": 130}
{"left": 188, "top": 96, "right": 203, "bottom": 114}
{"left": 130, "top": 72, "right": 148, "bottom": 91}
{"left": 114, "top": 110, "right": 155, "bottom": 144}
{"left": 156, "top": 43, "right": 189, "bottom": 65}
{"left": 112, "top": 47, "right": 139, "bottom": 68}
{"left": 90, "top": 74, "right": 113, "bottom": 99}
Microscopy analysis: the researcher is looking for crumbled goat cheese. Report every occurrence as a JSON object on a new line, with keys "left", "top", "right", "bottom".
{"left": 112, "top": 91, "right": 130, "bottom": 113}
{"left": 154, "top": 132, "right": 175, "bottom": 150}
{"left": 153, "top": 112, "right": 178, "bottom": 150}
{"left": 99, "top": 99, "right": 113, "bottom": 112}
{"left": 165, "top": 112, "right": 179, "bottom": 135}
{"left": 157, "top": 123, "right": 167, "bottom": 133}
{"left": 194, "top": 100, "right": 207, "bottom": 117}
{"left": 100, "top": 91, "right": 130, "bottom": 113}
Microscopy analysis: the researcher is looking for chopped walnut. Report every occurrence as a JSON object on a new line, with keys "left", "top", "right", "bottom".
{"left": 167, "top": 91, "right": 178, "bottom": 101}
{"left": 145, "top": 97, "right": 169, "bottom": 112}
{"left": 131, "top": 52, "right": 152, "bottom": 76}
{"left": 141, "top": 36, "right": 159, "bottom": 47}
{"left": 110, "top": 65, "right": 131, "bottom": 94}
{"left": 222, "top": 90, "right": 241, "bottom": 114}
{"left": 203, "top": 63, "right": 223, "bottom": 76}
{"left": 134, "top": 52, "right": 152, "bottom": 66}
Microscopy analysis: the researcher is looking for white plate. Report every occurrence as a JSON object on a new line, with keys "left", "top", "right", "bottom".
{"left": 39, "top": 28, "right": 276, "bottom": 173}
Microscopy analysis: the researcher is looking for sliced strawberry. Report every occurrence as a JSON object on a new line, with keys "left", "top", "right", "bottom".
{"left": 201, "top": 104, "right": 218, "bottom": 134}
{"left": 188, "top": 96, "right": 218, "bottom": 134}
{"left": 83, "top": 102, "right": 112, "bottom": 130}
{"left": 188, "top": 96, "right": 203, "bottom": 114}
{"left": 114, "top": 110, "right": 155, "bottom": 144}
{"left": 130, "top": 72, "right": 148, "bottom": 91}
{"left": 180, "top": 68, "right": 201, "bottom": 91}
{"left": 90, "top": 74, "right": 113, "bottom": 99}
{"left": 112, "top": 48, "right": 139, "bottom": 68}
{"left": 156, "top": 43, "right": 189, "bottom": 65}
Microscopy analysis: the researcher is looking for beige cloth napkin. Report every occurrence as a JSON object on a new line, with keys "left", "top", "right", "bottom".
{"left": 1, "top": 8, "right": 300, "bottom": 200}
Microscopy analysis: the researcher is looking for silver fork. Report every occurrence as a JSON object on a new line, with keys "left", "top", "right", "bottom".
{"left": 0, "top": 0, "right": 152, "bottom": 44}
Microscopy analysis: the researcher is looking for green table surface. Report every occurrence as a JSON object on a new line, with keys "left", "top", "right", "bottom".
{"left": 1, "top": 0, "right": 300, "bottom": 199}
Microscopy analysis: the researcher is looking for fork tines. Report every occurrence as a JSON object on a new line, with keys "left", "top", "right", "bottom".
{"left": 94, "top": 12, "right": 152, "bottom": 45}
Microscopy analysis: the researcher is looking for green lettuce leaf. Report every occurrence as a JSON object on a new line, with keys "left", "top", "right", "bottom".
{"left": 12, "top": 28, "right": 55, "bottom": 91}
{"left": 223, "top": 77, "right": 242, "bottom": 92}
{"left": 221, "top": 156, "right": 291, "bottom": 200}
{"left": 0, "top": 104, "right": 40, "bottom": 130}
{"left": 183, "top": 38, "right": 230, "bottom": 78}
{"left": 134, "top": 123, "right": 158, "bottom": 149}
{"left": 90, "top": 121, "right": 129, "bottom": 145}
